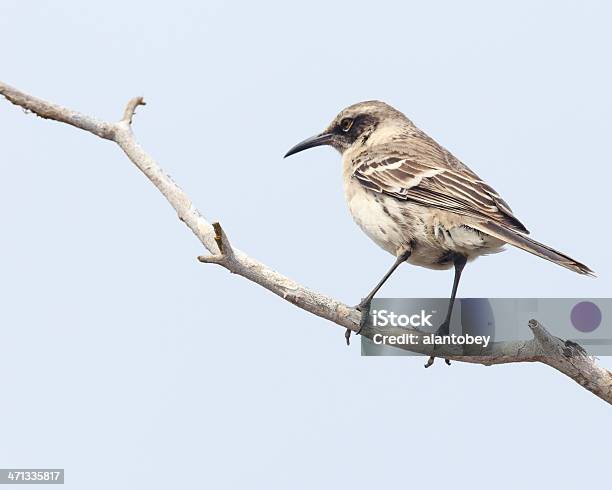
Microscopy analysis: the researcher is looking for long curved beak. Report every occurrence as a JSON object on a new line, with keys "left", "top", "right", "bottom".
{"left": 284, "top": 133, "right": 333, "bottom": 158}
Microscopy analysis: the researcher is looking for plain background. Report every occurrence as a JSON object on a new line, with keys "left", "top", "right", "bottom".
{"left": 1, "top": 1, "right": 610, "bottom": 488}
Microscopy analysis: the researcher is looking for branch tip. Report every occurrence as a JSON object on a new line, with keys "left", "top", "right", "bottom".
{"left": 197, "top": 254, "right": 224, "bottom": 265}
{"left": 212, "top": 222, "right": 224, "bottom": 253}
{"left": 528, "top": 318, "right": 554, "bottom": 348}
{"left": 122, "top": 96, "right": 146, "bottom": 125}
{"left": 212, "top": 221, "right": 233, "bottom": 256}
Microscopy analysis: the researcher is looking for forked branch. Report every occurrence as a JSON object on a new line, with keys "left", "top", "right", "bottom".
{"left": 1, "top": 80, "right": 610, "bottom": 405}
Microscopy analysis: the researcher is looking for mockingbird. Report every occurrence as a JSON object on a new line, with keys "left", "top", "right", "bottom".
{"left": 284, "top": 101, "right": 594, "bottom": 366}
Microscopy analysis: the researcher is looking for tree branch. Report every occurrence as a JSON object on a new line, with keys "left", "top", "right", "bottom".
{"left": 1, "top": 80, "right": 610, "bottom": 405}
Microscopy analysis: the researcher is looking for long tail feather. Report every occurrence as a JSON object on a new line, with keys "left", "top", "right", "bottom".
{"left": 476, "top": 221, "right": 595, "bottom": 276}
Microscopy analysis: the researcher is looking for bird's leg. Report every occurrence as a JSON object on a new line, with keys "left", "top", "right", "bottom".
{"left": 425, "top": 254, "right": 467, "bottom": 367}
{"left": 345, "top": 250, "right": 411, "bottom": 345}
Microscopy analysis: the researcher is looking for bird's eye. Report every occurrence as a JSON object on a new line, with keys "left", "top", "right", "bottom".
{"left": 340, "top": 117, "right": 354, "bottom": 132}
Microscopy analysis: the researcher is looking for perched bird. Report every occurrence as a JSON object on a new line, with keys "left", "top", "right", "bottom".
{"left": 284, "top": 101, "right": 594, "bottom": 366}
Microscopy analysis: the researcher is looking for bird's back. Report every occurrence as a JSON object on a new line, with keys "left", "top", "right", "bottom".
{"left": 345, "top": 128, "right": 529, "bottom": 235}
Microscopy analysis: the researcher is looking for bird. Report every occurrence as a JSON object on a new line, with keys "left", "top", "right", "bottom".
{"left": 284, "top": 101, "right": 594, "bottom": 367}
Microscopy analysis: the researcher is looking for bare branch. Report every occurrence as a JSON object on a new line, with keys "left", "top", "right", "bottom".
{"left": 121, "top": 96, "right": 146, "bottom": 125}
{"left": 0, "top": 81, "right": 115, "bottom": 139}
{"left": 1, "top": 80, "right": 610, "bottom": 405}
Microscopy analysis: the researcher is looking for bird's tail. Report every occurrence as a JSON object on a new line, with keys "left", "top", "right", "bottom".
{"left": 475, "top": 221, "right": 595, "bottom": 276}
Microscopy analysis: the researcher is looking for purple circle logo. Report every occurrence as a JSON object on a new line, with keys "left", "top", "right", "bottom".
{"left": 570, "top": 301, "right": 602, "bottom": 333}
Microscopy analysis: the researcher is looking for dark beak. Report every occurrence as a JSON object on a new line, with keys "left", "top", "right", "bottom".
{"left": 284, "top": 133, "right": 333, "bottom": 158}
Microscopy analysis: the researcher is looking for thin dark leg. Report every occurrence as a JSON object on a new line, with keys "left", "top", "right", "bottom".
{"left": 345, "top": 250, "right": 411, "bottom": 345}
{"left": 425, "top": 254, "right": 467, "bottom": 367}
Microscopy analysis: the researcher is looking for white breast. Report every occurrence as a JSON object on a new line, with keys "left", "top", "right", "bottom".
{"left": 343, "top": 175, "right": 413, "bottom": 256}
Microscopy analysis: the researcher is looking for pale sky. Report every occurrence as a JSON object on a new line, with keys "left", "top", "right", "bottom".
{"left": 0, "top": 1, "right": 610, "bottom": 488}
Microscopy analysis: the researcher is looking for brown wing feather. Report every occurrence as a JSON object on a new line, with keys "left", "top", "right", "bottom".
{"left": 352, "top": 141, "right": 529, "bottom": 234}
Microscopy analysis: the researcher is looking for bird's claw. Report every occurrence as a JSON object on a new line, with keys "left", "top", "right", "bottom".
{"left": 355, "top": 300, "right": 371, "bottom": 334}
{"left": 345, "top": 300, "right": 371, "bottom": 345}
{"left": 424, "top": 356, "right": 452, "bottom": 368}
{"left": 424, "top": 321, "right": 452, "bottom": 367}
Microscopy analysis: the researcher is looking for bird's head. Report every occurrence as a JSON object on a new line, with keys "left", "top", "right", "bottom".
{"left": 284, "top": 100, "right": 410, "bottom": 158}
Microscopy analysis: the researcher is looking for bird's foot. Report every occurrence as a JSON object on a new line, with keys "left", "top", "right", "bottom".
{"left": 345, "top": 300, "right": 371, "bottom": 346}
{"left": 424, "top": 321, "right": 452, "bottom": 368}
{"left": 355, "top": 300, "right": 372, "bottom": 334}
{"left": 424, "top": 356, "right": 452, "bottom": 368}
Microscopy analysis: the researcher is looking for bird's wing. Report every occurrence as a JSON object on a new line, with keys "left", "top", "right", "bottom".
{"left": 352, "top": 145, "right": 529, "bottom": 234}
